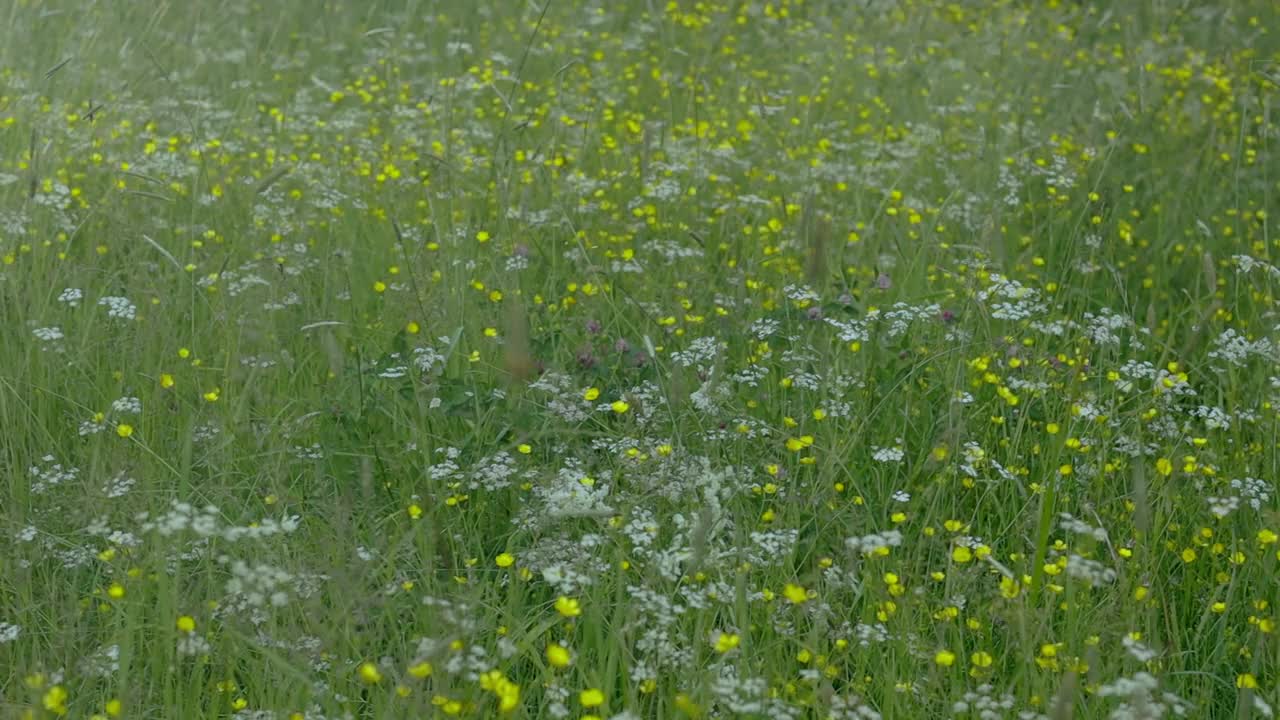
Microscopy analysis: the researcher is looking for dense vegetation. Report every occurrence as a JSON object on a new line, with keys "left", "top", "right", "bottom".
{"left": 2, "top": 1, "right": 1279, "bottom": 718}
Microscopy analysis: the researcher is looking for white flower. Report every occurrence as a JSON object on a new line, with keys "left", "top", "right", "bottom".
{"left": 57, "top": 287, "right": 83, "bottom": 306}
{"left": 111, "top": 396, "right": 142, "bottom": 415}
{"left": 32, "top": 326, "right": 63, "bottom": 342}
{"left": 1122, "top": 635, "right": 1159, "bottom": 663}
{"left": 873, "top": 445, "right": 905, "bottom": 463}
{"left": 98, "top": 296, "right": 137, "bottom": 320}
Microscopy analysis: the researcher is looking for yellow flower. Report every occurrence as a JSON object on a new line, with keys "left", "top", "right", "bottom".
{"left": 952, "top": 546, "right": 973, "bottom": 563}
{"left": 1258, "top": 529, "right": 1278, "bottom": 545}
{"left": 115, "top": 424, "right": 133, "bottom": 438}
{"left": 43, "top": 685, "right": 68, "bottom": 715}
{"left": 783, "top": 583, "right": 809, "bottom": 604}
{"left": 497, "top": 684, "right": 520, "bottom": 713}
{"left": 999, "top": 577, "right": 1021, "bottom": 599}
{"left": 555, "top": 596, "right": 582, "bottom": 618}
{"left": 583, "top": 387, "right": 600, "bottom": 401}
{"left": 546, "top": 644, "right": 572, "bottom": 668}
{"left": 1156, "top": 458, "right": 1173, "bottom": 476}
{"left": 107, "top": 582, "right": 125, "bottom": 599}
{"left": 970, "top": 651, "right": 993, "bottom": 668}
{"left": 1237, "top": 673, "right": 1258, "bottom": 689}
{"left": 610, "top": 400, "right": 630, "bottom": 414}
{"left": 517, "top": 443, "right": 532, "bottom": 454}
{"left": 495, "top": 553, "right": 515, "bottom": 568}
{"left": 580, "top": 688, "right": 605, "bottom": 708}
{"left": 358, "top": 662, "right": 383, "bottom": 684}
{"left": 935, "top": 650, "right": 957, "bottom": 667}
{"left": 176, "top": 616, "right": 196, "bottom": 633}
{"left": 160, "top": 373, "right": 175, "bottom": 389}
{"left": 408, "top": 661, "right": 433, "bottom": 678}
{"left": 713, "top": 632, "right": 740, "bottom": 653}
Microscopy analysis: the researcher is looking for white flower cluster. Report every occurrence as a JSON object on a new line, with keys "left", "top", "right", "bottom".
{"left": 32, "top": 326, "right": 63, "bottom": 342}
{"left": 1231, "top": 477, "right": 1271, "bottom": 509}
{"left": 137, "top": 500, "right": 300, "bottom": 540}
{"left": 671, "top": 336, "right": 721, "bottom": 369}
{"left": 1096, "top": 672, "right": 1191, "bottom": 719}
{"left": 1208, "top": 477, "right": 1271, "bottom": 518}
{"left": 222, "top": 557, "right": 295, "bottom": 608}
{"left": 30, "top": 455, "right": 80, "bottom": 495}
{"left": 709, "top": 665, "right": 779, "bottom": 717}
{"left": 79, "top": 643, "right": 120, "bottom": 678}
{"left": 111, "top": 396, "right": 142, "bottom": 415}
{"left": 1121, "top": 635, "right": 1159, "bottom": 663}
{"left": 879, "top": 302, "right": 941, "bottom": 338}
{"left": 103, "top": 472, "right": 136, "bottom": 498}
{"left": 57, "top": 287, "right": 83, "bottom": 306}
{"left": 783, "top": 284, "right": 821, "bottom": 304}
{"left": 1084, "top": 308, "right": 1132, "bottom": 346}
{"left": 951, "top": 683, "right": 1016, "bottom": 719}
{"left": 872, "top": 445, "right": 905, "bottom": 463}
{"left": 1206, "top": 494, "right": 1239, "bottom": 518}
{"left": 98, "top": 295, "right": 137, "bottom": 320}
{"left": 1233, "top": 254, "right": 1280, "bottom": 279}
{"left": 846, "top": 529, "right": 904, "bottom": 555}
{"left": 1189, "top": 405, "right": 1230, "bottom": 430}
{"left": 977, "top": 274, "right": 1044, "bottom": 321}
{"left": 177, "top": 632, "right": 212, "bottom": 656}
{"left": 468, "top": 450, "right": 519, "bottom": 491}
{"left": 749, "top": 317, "right": 781, "bottom": 339}
{"left": 529, "top": 372, "right": 592, "bottom": 422}
{"left": 853, "top": 622, "right": 889, "bottom": 646}
{"left": 1208, "top": 328, "right": 1275, "bottom": 367}
{"left": 1058, "top": 513, "right": 1109, "bottom": 542}
{"left": 825, "top": 316, "right": 870, "bottom": 343}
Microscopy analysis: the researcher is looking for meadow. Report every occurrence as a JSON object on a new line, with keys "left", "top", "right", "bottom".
{"left": 1, "top": 0, "right": 1278, "bottom": 717}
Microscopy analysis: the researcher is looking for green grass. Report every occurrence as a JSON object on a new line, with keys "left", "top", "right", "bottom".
{"left": 1, "top": 0, "right": 1279, "bottom": 718}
